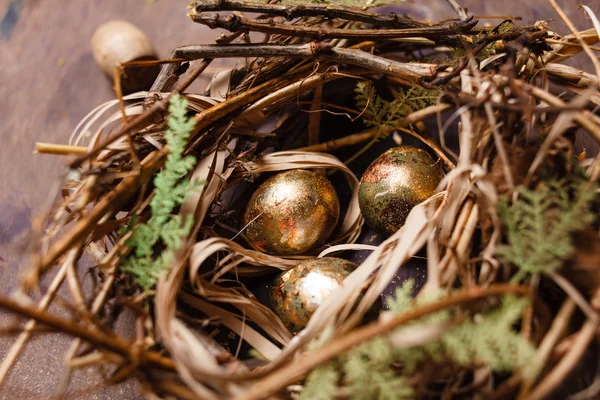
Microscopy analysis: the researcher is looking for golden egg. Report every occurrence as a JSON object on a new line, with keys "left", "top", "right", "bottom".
{"left": 359, "top": 146, "right": 442, "bottom": 236}
{"left": 269, "top": 257, "right": 357, "bottom": 333}
{"left": 243, "top": 169, "right": 340, "bottom": 255}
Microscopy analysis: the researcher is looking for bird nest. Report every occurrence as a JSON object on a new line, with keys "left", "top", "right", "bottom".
{"left": 5, "top": 1, "right": 600, "bottom": 399}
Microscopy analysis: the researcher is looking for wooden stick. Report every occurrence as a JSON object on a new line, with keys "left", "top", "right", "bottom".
{"left": 398, "top": 127, "right": 456, "bottom": 170}
{"left": 34, "top": 143, "right": 88, "bottom": 156}
{"left": 527, "top": 318, "right": 599, "bottom": 400}
{"left": 295, "top": 103, "right": 452, "bottom": 154}
{"left": 191, "top": 13, "right": 480, "bottom": 41}
{"left": 0, "top": 294, "right": 175, "bottom": 371}
{"left": 307, "top": 85, "right": 323, "bottom": 146}
{"left": 518, "top": 82, "right": 600, "bottom": 144}
{"left": 0, "top": 262, "right": 69, "bottom": 386}
{"left": 545, "top": 39, "right": 600, "bottom": 53}
{"left": 190, "top": 0, "right": 428, "bottom": 29}
{"left": 32, "top": 149, "right": 167, "bottom": 280}
{"left": 162, "top": 43, "right": 426, "bottom": 80}
{"left": 545, "top": 62, "right": 600, "bottom": 88}
{"left": 518, "top": 299, "right": 576, "bottom": 399}
{"left": 296, "top": 129, "right": 377, "bottom": 152}
{"left": 547, "top": 0, "right": 600, "bottom": 82}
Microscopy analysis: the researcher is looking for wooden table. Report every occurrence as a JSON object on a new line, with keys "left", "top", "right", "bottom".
{"left": 0, "top": 0, "right": 593, "bottom": 398}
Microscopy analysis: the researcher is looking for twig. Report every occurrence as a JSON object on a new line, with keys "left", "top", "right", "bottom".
{"left": 239, "top": 69, "right": 358, "bottom": 121}
{"left": 550, "top": 272, "right": 598, "bottom": 321}
{"left": 62, "top": 241, "right": 126, "bottom": 392}
{"left": 429, "top": 31, "right": 547, "bottom": 86}
{"left": 543, "top": 28, "right": 599, "bottom": 65}
{"left": 518, "top": 299, "right": 576, "bottom": 398}
{"left": 69, "top": 106, "right": 166, "bottom": 169}
{"left": 152, "top": 29, "right": 240, "bottom": 95}
{"left": 236, "top": 284, "right": 531, "bottom": 400}
{"left": 295, "top": 100, "right": 361, "bottom": 116}
{"left": 0, "top": 262, "right": 69, "bottom": 386}
{"left": 517, "top": 81, "right": 600, "bottom": 144}
{"left": 160, "top": 43, "right": 425, "bottom": 80}
{"left": 441, "top": 15, "right": 523, "bottom": 22}
{"left": 294, "top": 103, "right": 452, "bottom": 160}
{"left": 35, "top": 143, "right": 88, "bottom": 156}
{"left": 64, "top": 246, "right": 89, "bottom": 316}
{"left": 398, "top": 127, "right": 456, "bottom": 170}
{"left": 545, "top": 38, "right": 600, "bottom": 53}
{"left": 189, "top": 0, "right": 427, "bottom": 29}
{"left": 33, "top": 149, "right": 167, "bottom": 281}
{"left": 444, "top": 0, "right": 469, "bottom": 21}
{"left": 307, "top": 85, "right": 323, "bottom": 146}
{"left": 189, "top": 67, "right": 332, "bottom": 149}
{"left": 439, "top": 201, "right": 478, "bottom": 284}
{"left": 296, "top": 128, "right": 377, "bottom": 152}
{"left": 484, "top": 102, "right": 514, "bottom": 191}
{"left": 543, "top": 63, "right": 600, "bottom": 88}
{"left": 71, "top": 42, "right": 434, "bottom": 169}
{"left": 547, "top": 0, "right": 600, "bottom": 83}
{"left": 185, "top": 54, "right": 441, "bottom": 151}
{"left": 69, "top": 55, "right": 216, "bottom": 169}
{"left": 528, "top": 318, "right": 599, "bottom": 400}
{"left": 0, "top": 295, "right": 175, "bottom": 371}
{"left": 191, "top": 13, "right": 481, "bottom": 40}
{"left": 151, "top": 379, "right": 199, "bottom": 400}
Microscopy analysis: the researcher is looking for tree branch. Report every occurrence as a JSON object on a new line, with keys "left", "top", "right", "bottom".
{"left": 190, "top": 13, "right": 481, "bottom": 41}
{"left": 152, "top": 43, "right": 427, "bottom": 82}
{"left": 0, "top": 295, "right": 175, "bottom": 371}
{"left": 189, "top": 0, "right": 426, "bottom": 29}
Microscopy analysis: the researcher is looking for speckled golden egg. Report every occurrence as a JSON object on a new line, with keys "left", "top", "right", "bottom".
{"left": 359, "top": 146, "right": 442, "bottom": 236}
{"left": 269, "top": 257, "right": 357, "bottom": 333}
{"left": 243, "top": 169, "right": 340, "bottom": 255}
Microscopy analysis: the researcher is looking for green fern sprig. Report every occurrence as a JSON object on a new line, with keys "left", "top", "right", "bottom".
{"left": 391, "top": 286, "right": 535, "bottom": 375}
{"left": 300, "top": 364, "right": 340, "bottom": 400}
{"left": 343, "top": 336, "right": 414, "bottom": 400}
{"left": 354, "top": 82, "right": 440, "bottom": 132}
{"left": 301, "top": 281, "right": 535, "bottom": 399}
{"left": 347, "top": 83, "right": 440, "bottom": 165}
{"left": 121, "top": 94, "right": 202, "bottom": 291}
{"left": 438, "top": 295, "right": 536, "bottom": 375}
{"left": 497, "top": 178, "right": 597, "bottom": 280}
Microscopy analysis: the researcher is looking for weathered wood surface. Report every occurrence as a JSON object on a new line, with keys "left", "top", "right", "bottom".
{"left": 0, "top": 0, "right": 594, "bottom": 398}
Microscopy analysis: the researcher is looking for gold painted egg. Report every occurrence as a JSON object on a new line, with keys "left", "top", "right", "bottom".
{"left": 359, "top": 146, "right": 442, "bottom": 236}
{"left": 269, "top": 257, "right": 357, "bottom": 333}
{"left": 243, "top": 169, "right": 340, "bottom": 255}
